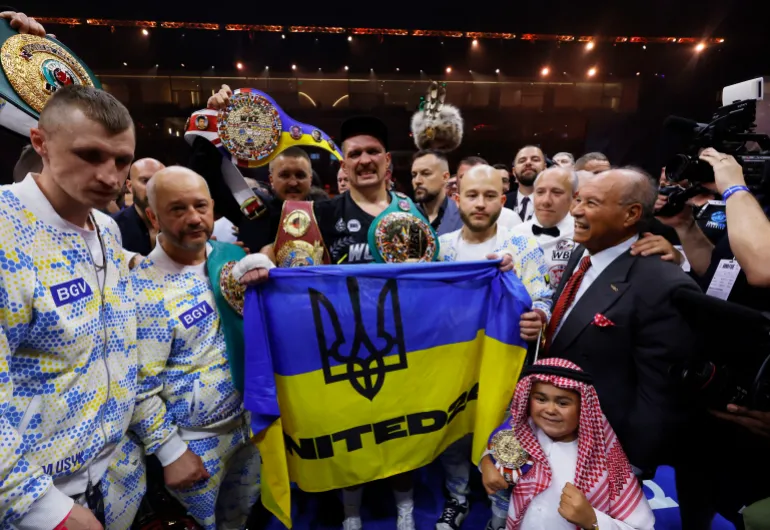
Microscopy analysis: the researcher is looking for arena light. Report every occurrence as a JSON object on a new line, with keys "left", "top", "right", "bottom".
{"left": 587, "top": 67, "right": 597, "bottom": 77}
{"left": 695, "top": 42, "right": 706, "bottom": 52}
{"left": 585, "top": 41, "right": 595, "bottom": 50}
{"left": 236, "top": 62, "right": 243, "bottom": 70}
{"left": 141, "top": 28, "right": 149, "bottom": 36}
{"left": 541, "top": 66, "right": 550, "bottom": 76}
{"left": 472, "top": 39, "right": 478, "bottom": 47}
{"left": 446, "top": 66, "right": 452, "bottom": 73}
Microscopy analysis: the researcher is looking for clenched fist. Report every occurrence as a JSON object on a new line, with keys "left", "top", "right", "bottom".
{"left": 558, "top": 482, "right": 597, "bottom": 529}
{"left": 207, "top": 84, "right": 233, "bottom": 110}
{"left": 164, "top": 448, "right": 210, "bottom": 490}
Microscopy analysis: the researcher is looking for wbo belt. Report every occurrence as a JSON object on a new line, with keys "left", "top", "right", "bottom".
{"left": 184, "top": 88, "right": 342, "bottom": 221}
{"left": 273, "top": 200, "right": 330, "bottom": 267}
{"left": 368, "top": 192, "right": 439, "bottom": 263}
{"left": 0, "top": 20, "right": 100, "bottom": 137}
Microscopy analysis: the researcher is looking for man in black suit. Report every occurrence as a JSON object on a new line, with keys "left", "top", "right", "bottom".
{"left": 544, "top": 167, "right": 700, "bottom": 472}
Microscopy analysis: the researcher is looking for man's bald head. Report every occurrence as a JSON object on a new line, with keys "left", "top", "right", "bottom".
{"left": 130, "top": 158, "right": 164, "bottom": 180}
{"left": 459, "top": 164, "right": 504, "bottom": 193}
{"left": 146, "top": 166, "right": 214, "bottom": 252}
{"left": 533, "top": 167, "right": 578, "bottom": 228}
{"left": 570, "top": 168, "right": 656, "bottom": 253}
{"left": 128, "top": 158, "right": 165, "bottom": 215}
{"left": 534, "top": 166, "right": 578, "bottom": 196}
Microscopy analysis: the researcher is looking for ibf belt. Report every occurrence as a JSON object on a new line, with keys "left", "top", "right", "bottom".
{"left": 184, "top": 88, "right": 342, "bottom": 221}
{"left": 368, "top": 192, "right": 439, "bottom": 263}
{"left": 274, "top": 201, "right": 330, "bottom": 267}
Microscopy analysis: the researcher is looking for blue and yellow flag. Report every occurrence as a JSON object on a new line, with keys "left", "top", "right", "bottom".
{"left": 244, "top": 261, "right": 531, "bottom": 524}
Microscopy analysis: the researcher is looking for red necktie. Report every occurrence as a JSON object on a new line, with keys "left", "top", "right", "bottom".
{"left": 545, "top": 256, "right": 592, "bottom": 348}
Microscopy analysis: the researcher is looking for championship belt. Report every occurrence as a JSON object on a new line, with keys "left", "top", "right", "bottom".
{"left": 0, "top": 20, "right": 100, "bottom": 136}
{"left": 368, "top": 192, "right": 439, "bottom": 263}
{"left": 184, "top": 88, "right": 342, "bottom": 221}
{"left": 488, "top": 428, "right": 533, "bottom": 485}
{"left": 273, "top": 200, "right": 330, "bottom": 267}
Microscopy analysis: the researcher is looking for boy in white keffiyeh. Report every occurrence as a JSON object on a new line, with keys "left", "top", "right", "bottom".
{"left": 481, "top": 358, "right": 654, "bottom": 530}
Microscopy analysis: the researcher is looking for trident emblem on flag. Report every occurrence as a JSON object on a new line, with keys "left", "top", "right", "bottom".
{"left": 309, "top": 277, "right": 408, "bottom": 401}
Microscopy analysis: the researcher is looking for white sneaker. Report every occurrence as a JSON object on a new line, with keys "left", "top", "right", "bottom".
{"left": 343, "top": 516, "right": 363, "bottom": 530}
{"left": 397, "top": 510, "right": 416, "bottom": 530}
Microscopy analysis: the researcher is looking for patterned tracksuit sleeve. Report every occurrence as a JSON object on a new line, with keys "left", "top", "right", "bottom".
{"left": 0, "top": 267, "right": 72, "bottom": 529}
{"left": 130, "top": 286, "right": 184, "bottom": 461}
{"left": 501, "top": 235, "right": 553, "bottom": 321}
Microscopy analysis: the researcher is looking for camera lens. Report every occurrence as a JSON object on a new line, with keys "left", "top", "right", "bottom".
{"left": 665, "top": 154, "right": 715, "bottom": 183}
{"left": 665, "top": 154, "right": 691, "bottom": 182}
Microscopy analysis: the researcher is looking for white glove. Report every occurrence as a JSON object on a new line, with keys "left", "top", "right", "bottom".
{"left": 231, "top": 253, "right": 275, "bottom": 282}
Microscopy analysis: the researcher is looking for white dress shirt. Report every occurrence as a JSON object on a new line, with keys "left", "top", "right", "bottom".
{"left": 516, "top": 190, "right": 534, "bottom": 222}
{"left": 499, "top": 207, "right": 524, "bottom": 229}
{"left": 555, "top": 234, "right": 639, "bottom": 336}
{"left": 519, "top": 426, "right": 655, "bottom": 530}
{"left": 511, "top": 213, "right": 575, "bottom": 288}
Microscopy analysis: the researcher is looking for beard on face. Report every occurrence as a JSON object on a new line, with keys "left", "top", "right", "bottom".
{"left": 517, "top": 171, "right": 538, "bottom": 187}
{"left": 459, "top": 208, "right": 501, "bottom": 232}
{"left": 133, "top": 192, "right": 149, "bottom": 212}
{"left": 414, "top": 187, "right": 440, "bottom": 204}
{"left": 161, "top": 221, "right": 212, "bottom": 251}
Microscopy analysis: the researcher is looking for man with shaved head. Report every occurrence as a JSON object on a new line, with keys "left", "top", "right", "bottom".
{"left": 133, "top": 166, "right": 263, "bottom": 530}
{"left": 544, "top": 168, "right": 700, "bottom": 477}
{"left": 435, "top": 164, "right": 551, "bottom": 530}
{"left": 510, "top": 166, "right": 578, "bottom": 288}
{"left": 113, "top": 157, "right": 165, "bottom": 256}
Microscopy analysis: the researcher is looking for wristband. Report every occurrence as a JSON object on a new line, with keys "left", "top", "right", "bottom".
{"left": 722, "top": 185, "right": 750, "bottom": 201}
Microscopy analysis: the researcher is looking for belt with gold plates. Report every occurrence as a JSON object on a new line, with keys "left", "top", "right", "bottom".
{"left": 273, "top": 200, "right": 330, "bottom": 267}
{"left": 184, "top": 88, "right": 342, "bottom": 221}
{"left": 369, "top": 192, "right": 439, "bottom": 263}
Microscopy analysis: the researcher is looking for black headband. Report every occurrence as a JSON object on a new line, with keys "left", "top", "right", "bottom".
{"left": 521, "top": 364, "right": 594, "bottom": 385}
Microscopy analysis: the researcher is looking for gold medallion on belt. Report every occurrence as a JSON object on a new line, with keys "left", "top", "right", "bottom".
{"left": 276, "top": 240, "right": 326, "bottom": 268}
{"left": 1, "top": 34, "right": 95, "bottom": 113}
{"left": 490, "top": 429, "right": 530, "bottom": 470}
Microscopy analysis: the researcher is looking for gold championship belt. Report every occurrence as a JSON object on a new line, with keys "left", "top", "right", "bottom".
{"left": 488, "top": 428, "right": 534, "bottom": 485}
{"left": 368, "top": 192, "right": 439, "bottom": 263}
{"left": 274, "top": 201, "right": 330, "bottom": 267}
{"left": 0, "top": 21, "right": 100, "bottom": 136}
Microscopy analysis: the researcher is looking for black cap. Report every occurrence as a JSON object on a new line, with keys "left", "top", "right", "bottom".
{"left": 339, "top": 116, "right": 388, "bottom": 151}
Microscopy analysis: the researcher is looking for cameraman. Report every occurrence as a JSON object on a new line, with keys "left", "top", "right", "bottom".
{"left": 657, "top": 148, "right": 770, "bottom": 310}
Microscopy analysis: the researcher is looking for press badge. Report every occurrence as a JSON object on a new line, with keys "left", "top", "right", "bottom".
{"left": 706, "top": 259, "right": 741, "bottom": 301}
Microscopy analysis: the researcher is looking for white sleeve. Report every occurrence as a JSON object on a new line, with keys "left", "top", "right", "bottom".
{"left": 593, "top": 499, "right": 656, "bottom": 530}
{"left": 499, "top": 208, "right": 523, "bottom": 229}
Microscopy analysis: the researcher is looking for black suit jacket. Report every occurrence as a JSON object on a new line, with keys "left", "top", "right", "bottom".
{"left": 547, "top": 243, "right": 701, "bottom": 469}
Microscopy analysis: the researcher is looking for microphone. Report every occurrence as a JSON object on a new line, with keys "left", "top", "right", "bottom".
{"left": 662, "top": 115, "right": 708, "bottom": 135}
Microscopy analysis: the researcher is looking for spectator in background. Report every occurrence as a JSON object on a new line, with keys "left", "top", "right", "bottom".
{"left": 457, "top": 156, "right": 487, "bottom": 181}
{"left": 574, "top": 152, "right": 611, "bottom": 174}
{"left": 337, "top": 166, "right": 350, "bottom": 193}
{"left": 411, "top": 149, "right": 463, "bottom": 236}
{"left": 552, "top": 152, "right": 575, "bottom": 169}
{"left": 13, "top": 144, "right": 42, "bottom": 183}
{"left": 508, "top": 145, "right": 547, "bottom": 221}
{"left": 113, "top": 157, "right": 166, "bottom": 256}
{"left": 492, "top": 163, "right": 511, "bottom": 194}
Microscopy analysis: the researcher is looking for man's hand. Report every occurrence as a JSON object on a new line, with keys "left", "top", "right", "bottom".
{"left": 655, "top": 193, "right": 695, "bottom": 230}
{"left": 520, "top": 310, "right": 545, "bottom": 342}
{"left": 232, "top": 253, "right": 274, "bottom": 286}
{"left": 480, "top": 456, "right": 508, "bottom": 495}
{"left": 0, "top": 12, "right": 46, "bottom": 36}
{"left": 558, "top": 482, "right": 597, "bottom": 529}
{"left": 207, "top": 84, "right": 233, "bottom": 110}
{"left": 487, "top": 253, "right": 514, "bottom": 273}
{"left": 63, "top": 504, "right": 103, "bottom": 530}
{"left": 699, "top": 148, "right": 746, "bottom": 195}
{"left": 711, "top": 404, "right": 770, "bottom": 439}
{"left": 630, "top": 232, "right": 683, "bottom": 264}
{"left": 164, "top": 449, "right": 210, "bottom": 490}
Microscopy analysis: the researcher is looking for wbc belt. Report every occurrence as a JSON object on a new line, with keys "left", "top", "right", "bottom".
{"left": 185, "top": 88, "right": 342, "bottom": 220}
{"left": 273, "top": 201, "right": 330, "bottom": 267}
{"left": 368, "top": 192, "right": 439, "bottom": 263}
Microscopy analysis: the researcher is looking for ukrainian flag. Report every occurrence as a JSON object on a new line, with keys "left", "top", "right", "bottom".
{"left": 244, "top": 261, "right": 531, "bottom": 526}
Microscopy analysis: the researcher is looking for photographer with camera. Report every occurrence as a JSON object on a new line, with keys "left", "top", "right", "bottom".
{"left": 657, "top": 148, "right": 770, "bottom": 310}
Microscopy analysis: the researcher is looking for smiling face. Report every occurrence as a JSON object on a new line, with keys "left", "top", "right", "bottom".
{"left": 534, "top": 168, "right": 573, "bottom": 228}
{"left": 529, "top": 381, "right": 580, "bottom": 442}
{"left": 513, "top": 146, "right": 546, "bottom": 187}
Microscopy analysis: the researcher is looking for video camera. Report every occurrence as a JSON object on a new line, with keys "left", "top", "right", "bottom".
{"left": 671, "top": 288, "right": 770, "bottom": 411}
{"left": 657, "top": 77, "right": 770, "bottom": 215}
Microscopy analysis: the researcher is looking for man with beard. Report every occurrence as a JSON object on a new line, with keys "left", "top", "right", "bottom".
{"left": 337, "top": 165, "right": 350, "bottom": 194}
{"left": 455, "top": 156, "right": 522, "bottom": 229}
{"left": 411, "top": 149, "right": 463, "bottom": 236}
{"left": 113, "top": 158, "right": 165, "bottom": 256}
{"left": 435, "top": 164, "right": 551, "bottom": 530}
{"left": 236, "top": 146, "right": 314, "bottom": 254}
{"left": 132, "top": 167, "right": 262, "bottom": 530}
{"left": 505, "top": 145, "right": 546, "bottom": 221}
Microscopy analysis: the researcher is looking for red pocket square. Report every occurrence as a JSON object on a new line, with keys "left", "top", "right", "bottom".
{"left": 593, "top": 313, "right": 615, "bottom": 327}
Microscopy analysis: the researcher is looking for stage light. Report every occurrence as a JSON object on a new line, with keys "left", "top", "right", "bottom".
{"left": 636, "top": 71, "right": 640, "bottom": 76}
{"left": 292, "top": 64, "right": 297, "bottom": 70}
{"left": 123, "top": 62, "right": 127, "bottom": 66}
{"left": 344, "top": 65, "right": 349, "bottom": 71}
{"left": 168, "top": 128, "right": 172, "bottom": 135}
{"left": 642, "top": 45, "right": 647, "bottom": 50}
{"left": 585, "top": 41, "right": 595, "bottom": 50}
{"left": 587, "top": 67, "right": 597, "bottom": 77}
{"left": 695, "top": 42, "right": 706, "bottom": 52}
{"left": 472, "top": 39, "right": 478, "bottom": 47}
{"left": 541, "top": 66, "right": 550, "bottom": 76}
{"left": 495, "top": 68, "right": 500, "bottom": 74}
{"left": 236, "top": 62, "right": 243, "bottom": 70}
{"left": 348, "top": 36, "right": 352, "bottom": 41}
{"left": 141, "top": 29, "right": 149, "bottom": 36}
{"left": 265, "top": 66, "right": 269, "bottom": 70}
{"left": 281, "top": 34, "right": 285, "bottom": 39}
{"left": 181, "top": 63, "right": 185, "bottom": 67}
{"left": 446, "top": 66, "right": 452, "bottom": 73}
{"left": 396, "top": 67, "right": 400, "bottom": 71}
{"left": 155, "top": 64, "right": 159, "bottom": 67}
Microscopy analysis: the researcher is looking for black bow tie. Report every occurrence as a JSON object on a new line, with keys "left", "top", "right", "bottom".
{"left": 532, "top": 224, "right": 560, "bottom": 237}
